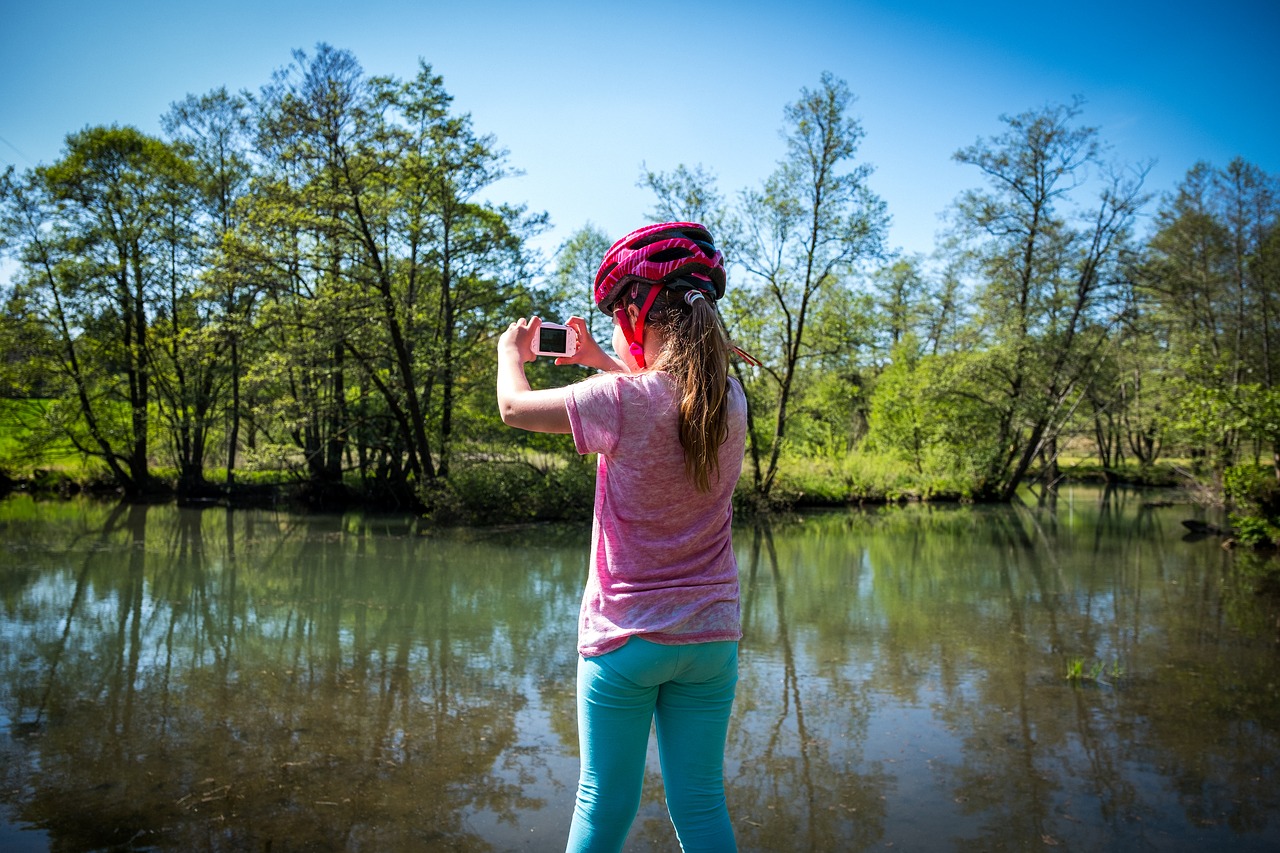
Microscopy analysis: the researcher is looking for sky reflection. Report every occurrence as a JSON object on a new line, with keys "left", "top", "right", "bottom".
{"left": 1, "top": 491, "right": 1278, "bottom": 851}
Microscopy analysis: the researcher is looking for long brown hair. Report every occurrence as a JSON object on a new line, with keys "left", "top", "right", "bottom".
{"left": 630, "top": 283, "right": 732, "bottom": 492}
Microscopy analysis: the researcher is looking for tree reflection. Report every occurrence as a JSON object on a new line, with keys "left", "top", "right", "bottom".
{"left": 726, "top": 500, "right": 1280, "bottom": 850}
{"left": 732, "top": 521, "right": 889, "bottom": 852}
{"left": 2, "top": 493, "right": 1279, "bottom": 851}
{"left": 1, "top": 503, "right": 584, "bottom": 850}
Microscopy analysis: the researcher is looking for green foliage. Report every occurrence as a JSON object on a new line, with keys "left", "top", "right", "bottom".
{"left": 3, "top": 53, "right": 1278, "bottom": 514}
{"left": 423, "top": 457, "right": 594, "bottom": 525}
{"left": 865, "top": 346, "right": 932, "bottom": 473}
{"left": 1065, "top": 657, "right": 1125, "bottom": 684}
{"left": 1232, "top": 516, "right": 1280, "bottom": 548}
{"left": 783, "top": 367, "right": 867, "bottom": 459}
{"left": 1224, "top": 464, "right": 1280, "bottom": 547}
{"left": 547, "top": 224, "right": 613, "bottom": 342}
{"left": 1137, "top": 159, "right": 1280, "bottom": 475}
{"left": 655, "top": 72, "right": 888, "bottom": 498}
{"left": 867, "top": 257, "right": 937, "bottom": 361}
{"left": 0, "top": 398, "right": 83, "bottom": 471}
{"left": 0, "top": 286, "right": 59, "bottom": 398}
{"left": 1, "top": 125, "right": 200, "bottom": 497}
{"left": 771, "top": 446, "right": 971, "bottom": 505}
{"left": 865, "top": 347, "right": 1009, "bottom": 496}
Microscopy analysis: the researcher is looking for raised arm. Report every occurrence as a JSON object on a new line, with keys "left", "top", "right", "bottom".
{"left": 496, "top": 317, "right": 574, "bottom": 434}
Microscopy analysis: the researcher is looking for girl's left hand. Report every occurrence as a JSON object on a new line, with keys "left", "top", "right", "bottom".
{"left": 556, "top": 315, "right": 627, "bottom": 372}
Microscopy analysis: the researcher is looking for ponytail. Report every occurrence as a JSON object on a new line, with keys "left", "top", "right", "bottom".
{"left": 642, "top": 287, "right": 731, "bottom": 492}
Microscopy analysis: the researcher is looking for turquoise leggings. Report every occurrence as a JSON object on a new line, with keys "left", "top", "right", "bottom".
{"left": 566, "top": 637, "right": 738, "bottom": 853}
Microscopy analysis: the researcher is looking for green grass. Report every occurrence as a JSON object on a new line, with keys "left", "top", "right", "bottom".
{"left": 1050, "top": 455, "right": 1185, "bottom": 487}
{"left": 770, "top": 450, "right": 972, "bottom": 505}
{"left": 0, "top": 398, "right": 85, "bottom": 473}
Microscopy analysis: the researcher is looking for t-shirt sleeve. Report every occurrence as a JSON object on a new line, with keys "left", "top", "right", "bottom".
{"left": 566, "top": 374, "right": 623, "bottom": 457}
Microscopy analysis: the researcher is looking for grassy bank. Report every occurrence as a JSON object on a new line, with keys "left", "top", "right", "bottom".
{"left": 0, "top": 399, "right": 1195, "bottom": 520}
{"left": 1044, "top": 456, "right": 1186, "bottom": 487}
{"left": 0, "top": 398, "right": 82, "bottom": 472}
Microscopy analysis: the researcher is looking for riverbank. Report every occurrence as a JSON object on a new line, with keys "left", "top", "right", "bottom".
{"left": 0, "top": 457, "right": 1195, "bottom": 521}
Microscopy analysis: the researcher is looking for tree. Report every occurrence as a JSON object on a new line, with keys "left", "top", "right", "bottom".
{"left": 548, "top": 223, "right": 613, "bottom": 344}
{"left": 1138, "top": 158, "right": 1280, "bottom": 476}
{"left": 243, "top": 47, "right": 542, "bottom": 504}
{"left": 6, "top": 127, "right": 198, "bottom": 498}
{"left": 731, "top": 72, "right": 888, "bottom": 497}
{"left": 0, "top": 169, "right": 63, "bottom": 403}
{"left": 944, "top": 99, "right": 1148, "bottom": 499}
{"left": 163, "top": 87, "right": 256, "bottom": 490}
{"left": 639, "top": 162, "right": 728, "bottom": 238}
{"left": 866, "top": 343, "right": 935, "bottom": 475}
{"left": 923, "top": 259, "right": 968, "bottom": 356}
{"left": 4, "top": 46, "right": 554, "bottom": 505}
{"left": 248, "top": 44, "right": 367, "bottom": 493}
{"left": 867, "top": 256, "right": 934, "bottom": 365}
{"left": 1092, "top": 277, "right": 1171, "bottom": 473}
{"left": 400, "top": 70, "right": 544, "bottom": 479}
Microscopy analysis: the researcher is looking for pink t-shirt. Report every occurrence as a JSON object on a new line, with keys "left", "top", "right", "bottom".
{"left": 566, "top": 370, "right": 747, "bottom": 657}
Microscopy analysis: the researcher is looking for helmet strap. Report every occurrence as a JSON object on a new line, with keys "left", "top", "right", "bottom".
{"left": 615, "top": 283, "right": 664, "bottom": 369}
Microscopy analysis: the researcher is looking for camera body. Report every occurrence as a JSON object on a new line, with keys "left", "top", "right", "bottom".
{"left": 533, "top": 322, "right": 577, "bottom": 358}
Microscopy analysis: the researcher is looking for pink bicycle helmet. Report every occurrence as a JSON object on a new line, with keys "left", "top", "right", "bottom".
{"left": 593, "top": 222, "right": 726, "bottom": 314}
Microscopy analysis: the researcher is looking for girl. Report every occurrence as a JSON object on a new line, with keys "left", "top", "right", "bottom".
{"left": 496, "top": 222, "right": 747, "bottom": 853}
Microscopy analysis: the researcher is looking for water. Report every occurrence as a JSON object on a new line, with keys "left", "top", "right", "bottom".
{"left": 1, "top": 488, "right": 1278, "bottom": 851}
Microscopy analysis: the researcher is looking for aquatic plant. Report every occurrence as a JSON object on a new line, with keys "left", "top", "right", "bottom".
{"left": 1065, "top": 657, "right": 1125, "bottom": 685}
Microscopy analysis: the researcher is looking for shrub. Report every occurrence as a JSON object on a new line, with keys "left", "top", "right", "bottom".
{"left": 1224, "top": 464, "right": 1280, "bottom": 547}
{"left": 425, "top": 459, "right": 595, "bottom": 525}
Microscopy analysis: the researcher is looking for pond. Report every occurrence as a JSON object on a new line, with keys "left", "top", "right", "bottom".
{"left": 1, "top": 488, "right": 1278, "bottom": 851}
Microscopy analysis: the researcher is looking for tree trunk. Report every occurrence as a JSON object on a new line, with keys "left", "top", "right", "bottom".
{"left": 226, "top": 339, "right": 241, "bottom": 488}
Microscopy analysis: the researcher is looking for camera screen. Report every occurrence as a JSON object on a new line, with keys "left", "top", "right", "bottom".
{"left": 539, "top": 327, "right": 567, "bottom": 351}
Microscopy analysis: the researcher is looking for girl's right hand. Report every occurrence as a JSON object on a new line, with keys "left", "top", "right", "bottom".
{"left": 499, "top": 316, "right": 539, "bottom": 364}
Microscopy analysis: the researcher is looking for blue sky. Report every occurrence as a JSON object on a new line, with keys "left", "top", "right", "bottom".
{"left": 2, "top": 0, "right": 1277, "bottom": 272}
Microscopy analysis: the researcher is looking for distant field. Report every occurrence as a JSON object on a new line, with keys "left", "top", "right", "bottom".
{"left": 0, "top": 398, "right": 83, "bottom": 471}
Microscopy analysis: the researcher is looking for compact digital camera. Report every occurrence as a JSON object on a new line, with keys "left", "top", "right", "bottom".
{"left": 533, "top": 322, "right": 577, "bottom": 358}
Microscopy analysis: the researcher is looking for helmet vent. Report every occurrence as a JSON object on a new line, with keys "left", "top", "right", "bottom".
{"left": 649, "top": 247, "right": 693, "bottom": 263}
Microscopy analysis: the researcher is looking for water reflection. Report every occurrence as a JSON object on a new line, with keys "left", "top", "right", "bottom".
{"left": 2, "top": 489, "right": 1278, "bottom": 851}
